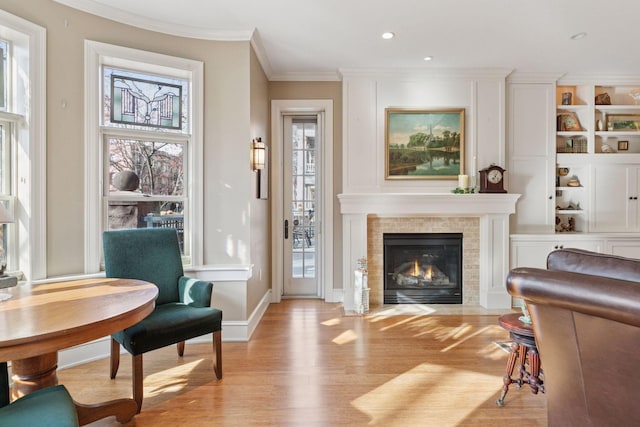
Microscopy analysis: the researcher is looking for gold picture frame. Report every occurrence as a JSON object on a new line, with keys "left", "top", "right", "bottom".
{"left": 607, "top": 114, "right": 640, "bottom": 131}
{"left": 385, "top": 108, "right": 465, "bottom": 180}
{"left": 557, "top": 112, "right": 583, "bottom": 132}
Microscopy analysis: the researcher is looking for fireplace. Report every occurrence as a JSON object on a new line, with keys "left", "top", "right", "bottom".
{"left": 384, "top": 233, "right": 463, "bottom": 304}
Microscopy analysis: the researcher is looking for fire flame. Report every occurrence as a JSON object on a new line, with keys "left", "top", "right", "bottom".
{"left": 413, "top": 259, "right": 433, "bottom": 280}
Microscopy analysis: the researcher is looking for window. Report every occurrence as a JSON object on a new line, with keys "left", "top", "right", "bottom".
{"left": 85, "top": 41, "right": 204, "bottom": 272}
{"left": 102, "top": 67, "right": 189, "bottom": 253}
{"left": 0, "top": 12, "right": 46, "bottom": 280}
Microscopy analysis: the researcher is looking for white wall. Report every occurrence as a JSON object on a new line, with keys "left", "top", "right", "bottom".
{"left": 341, "top": 69, "right": 511, "bottom": 194}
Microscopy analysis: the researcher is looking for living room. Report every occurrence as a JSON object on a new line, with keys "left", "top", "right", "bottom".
{"left": 1, "top": 0, "right": 640, "bottom": 425}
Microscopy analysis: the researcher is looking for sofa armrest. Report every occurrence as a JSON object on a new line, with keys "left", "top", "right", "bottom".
{"left": 507, "top": 267, "right": 640, "bottom": 328}
{"left": 178, "top": 276, "right": 213, "bottom": 307}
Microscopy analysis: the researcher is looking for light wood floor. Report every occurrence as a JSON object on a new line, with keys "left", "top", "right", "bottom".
{"left": 58, "top": 300, "right": 547, "bottom": 426}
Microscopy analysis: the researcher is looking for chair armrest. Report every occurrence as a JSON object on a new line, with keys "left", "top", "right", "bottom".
{"left": 178, "top": 276, "right": 213, "bottom": 307}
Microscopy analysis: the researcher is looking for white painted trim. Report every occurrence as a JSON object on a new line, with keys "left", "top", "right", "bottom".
{"left": 270, "top": 100, "right": 334, "bottom": 303}
{"left": 0, "top": 10, "right": 47, "bottom": 280}
{"left": 186, "top": 264, "right": 253, "bottom": 282}
{"left": 57, "top": 290, "right": 273, "bottom": 370}
{"left": 83, "top": 41, "right": 204, "bottom": 273}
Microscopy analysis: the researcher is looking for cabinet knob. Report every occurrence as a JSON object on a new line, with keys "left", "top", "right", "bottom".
{"left": 548, "top": 196, "right": 552, "bottom": 200}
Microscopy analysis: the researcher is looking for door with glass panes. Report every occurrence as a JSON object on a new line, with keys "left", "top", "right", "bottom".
{"left": 283, "top": 116, "right": 319, "bottom": 296}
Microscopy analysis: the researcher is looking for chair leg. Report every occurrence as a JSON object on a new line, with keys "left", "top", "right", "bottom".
{"left": 110, "top": 338, "right": 120, "bottom": 379}
{"left": 177, "top": 341, "right": 185, "bottom": 357}
{"left": 132, "top": 354, "right": 143, "bottom": 413}
{"left": 213, "top": 330, "right": 222, "bottom": 380}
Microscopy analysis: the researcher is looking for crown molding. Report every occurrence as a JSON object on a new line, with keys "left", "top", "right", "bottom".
{"left": 339, "top": 67, "right": 513, "bottom": 80}
{"left": 506, "top": 71, "right": 564, "bottom": 84}
{"left": 269, "top": 71, "right": 341, "bottom": 82}
{"left": 54, "top": 0, "right": 253, "bottom": 41}
{"left": 558, "top": 74, "right": 640, "bottom": 85}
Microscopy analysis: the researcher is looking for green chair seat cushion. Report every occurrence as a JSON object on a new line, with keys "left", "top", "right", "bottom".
{"left": 0, "top": 385, "right": 79, "bottom": 426}
{"left": 112, "top": 303, "right": 222, "bottom": 355}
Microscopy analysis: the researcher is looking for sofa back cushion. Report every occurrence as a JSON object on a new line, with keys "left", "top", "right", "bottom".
{"left": 547, "top": 248, "right": 640, "bottom": 282}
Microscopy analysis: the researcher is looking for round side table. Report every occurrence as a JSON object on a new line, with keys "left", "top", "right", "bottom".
{"left": 496, "top": 312, "right": 545, "bottom": 406}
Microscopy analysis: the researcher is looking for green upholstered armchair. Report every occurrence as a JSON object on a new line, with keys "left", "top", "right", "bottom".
{"left": 0, "top": 362, "right": 79, "bottom": 426}
{"left": 102, "top": 228, "right": 222, "bottom": 412}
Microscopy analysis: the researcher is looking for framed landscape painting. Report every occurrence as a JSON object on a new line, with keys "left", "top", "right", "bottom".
{"left": 385, "top": 108, "right": 465, "bottom": 179}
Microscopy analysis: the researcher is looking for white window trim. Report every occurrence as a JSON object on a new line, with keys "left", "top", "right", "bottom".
{"left": 84, "top": 40, "right": 203, "bottom": 273}
{"left": 0, "top": 11, "right": 46, "bottom": 280}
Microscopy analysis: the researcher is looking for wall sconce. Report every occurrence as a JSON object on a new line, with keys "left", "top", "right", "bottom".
{"left": 251, "top": 137, "right": 265, "bottom": 171}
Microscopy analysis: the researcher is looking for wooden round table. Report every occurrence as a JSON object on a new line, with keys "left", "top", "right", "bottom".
{"left": 496, "top": 312, "right": 544, "bottom": 406}
{"left": 0, "top": 278, "right": 157, "bottom": 425}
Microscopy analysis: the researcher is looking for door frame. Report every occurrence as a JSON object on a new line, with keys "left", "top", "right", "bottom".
{"left": 271, "top": 99, "right": 334, "bottom": 303}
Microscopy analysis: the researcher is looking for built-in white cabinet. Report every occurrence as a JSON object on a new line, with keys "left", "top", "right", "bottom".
{"left": 507, "top": 81, "right": 556, "bottom": 233}
{"left": 510, "top": 235, "right": 604, "bottom": 269}
{"left": 509, "top": 79, "right": 640, "bottom": 274}
{"left": 591, "top": 163, "right": 640, "bottom": 232}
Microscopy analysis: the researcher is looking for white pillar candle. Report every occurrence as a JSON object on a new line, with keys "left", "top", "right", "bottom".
{"left": 458, "top": 174, "right": 469, "bottom": 189}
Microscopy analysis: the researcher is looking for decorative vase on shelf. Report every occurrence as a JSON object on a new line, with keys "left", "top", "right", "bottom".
{"left": 596, "top": 119, "right": 603, "bottom": 131}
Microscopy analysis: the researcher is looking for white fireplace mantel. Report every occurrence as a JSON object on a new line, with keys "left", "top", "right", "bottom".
{"left": 338, "top": 192, "right": 521, "bottom": 311}
{"left": 338, "top": 193, "right": 521, "bottom": 216}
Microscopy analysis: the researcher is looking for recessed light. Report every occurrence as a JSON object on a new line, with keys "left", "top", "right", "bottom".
{"left": 570, "top": 32, "right": 587, "bottom": 40}
{"left": 382, "top": 32, "right": 395, "bottom": 40}
{"left": 423, "top": 56, "right": 433, "bottom": 61}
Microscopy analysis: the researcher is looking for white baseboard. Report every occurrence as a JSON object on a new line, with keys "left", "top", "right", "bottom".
{"left": 58, "top": 290, "right": 273, "bottom": 370}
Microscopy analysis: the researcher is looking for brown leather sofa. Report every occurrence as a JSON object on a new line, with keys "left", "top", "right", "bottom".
{"left": 506, "top": 248, "right": 640, "bottom": 427}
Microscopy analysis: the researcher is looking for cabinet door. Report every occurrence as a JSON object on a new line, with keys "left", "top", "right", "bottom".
{"left": 511, "top": 240, "right": 554, "bottom": 269}
{"left": 507, "top": 83, "right": 555, "bottom": 232}
{"left": 591, "top": 164, "right": 639, "bottom": 232}
{"left": 606, "top": 240, "right": 640, "bottom": 259}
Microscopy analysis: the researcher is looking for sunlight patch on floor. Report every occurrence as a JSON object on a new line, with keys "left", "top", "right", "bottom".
{"left": 332, "top": 329, "right": 358, "bottom": 345}
{"left": 144, "top": 359, "right": 204, "bottom": 396}
{"left": 321, "top": 317, "right": 342, "bottom": 326}
{"left": 351, "top": 363, "right": 500, "bottom": 426}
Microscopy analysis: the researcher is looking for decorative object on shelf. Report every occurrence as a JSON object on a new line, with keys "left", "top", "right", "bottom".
{"left": 601, "top": 143, "right": 613, "bottom": 153}
{"left": 458, "top": 174, "right": 469, "bottom": 189}
{"left": 596, "top": 119, "right": 604, "bottom": 131}
{"left": 567, "top": 176, "right": 581, "bottom": 187}
{"left": 451, "top": 187, "right": 476, "bottom": 194}
{"left": 606, "top": 114, "right": 640, "bottom": 131}
{"left": 385, "top": 108, "right": 465, "bottom": 180}
{"left": 557, "top": 112, "right": 582, "bottom": 131}
{"left": 557, "top": 136, "right": 587, "bottom": 153}
{"left": 557, "top": 167, "right": 569, "bottom": 176}
{"left": 607, "top": 121, "right": 614, "bottom": 131}
{"left": 628, "top": 88, "right": 640, "bottom": 105}
{"left": 618, "top": 140, "right": 629, "bottom": 151}
{"left": 555, "top": 215, "right": 576, "bottom": 232}
{"left": 595, "top": 92, "right": 611, "bottom": 105}
{"left": 478, "top": 164, "right": 506, "bottom": 193}
{"left": 561, "top": 92, "right": 572, "bottom": 105}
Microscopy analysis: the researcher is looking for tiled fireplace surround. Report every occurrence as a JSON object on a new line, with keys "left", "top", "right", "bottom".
{"left": 368, "top": 216, "right": 480, "bottom": 306}
{"left": 338, "top": 193, "right": 520, "bottom": 312}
